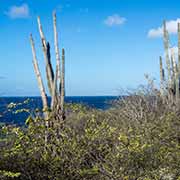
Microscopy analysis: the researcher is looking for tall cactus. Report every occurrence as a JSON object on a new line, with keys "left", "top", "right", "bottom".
{"left": 61, "top": 48, "right": 65, "bottom": 117}
{"left": 175, "top": 22, "right": 180, "bottom": 104}
{"left": 51, "top": 11, "right": 61, "bottom": 110}
{"left": 178, "top": 23, "right": 180, "bottom": 74}
{"left": 175, "top": 64, "right": 179, "bottom": 104}
{"left": 163, "top": 21, "right": 171, "bottom": 88}
{"left": 171, "top": 48, "right": 176, "bottom": 81}
{"left": 53, "top": 11, "right": 61, "bottom": 87}
{"left": 30, "top": 34, "right": 50, "bottom": 145}
{"left": 160, "top": 21, "right": 180, "bottom": 107}
{"left": 159, "top": 56, "right": 165, "bottom": 97}
{"left": 30, "top": 34, "right": 48, "bottom": 117}
{"left": 37, "top": 17, "right": 54, "bottom": 96}
{"left": 30, "top": 12, "right": 66, "bottom": 137}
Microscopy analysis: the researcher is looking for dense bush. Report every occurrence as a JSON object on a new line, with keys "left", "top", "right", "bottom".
{"left": 0, "top": 90, "right": 180, "bottom": 179}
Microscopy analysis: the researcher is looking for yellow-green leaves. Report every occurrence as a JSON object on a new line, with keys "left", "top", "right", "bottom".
{"left": 0, "top": 170, "right": 21, "bottom": 178}
{"left": 80, "top": 166, "right": 99, "bottom": 176}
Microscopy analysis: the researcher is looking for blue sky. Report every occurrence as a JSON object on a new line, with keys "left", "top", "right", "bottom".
{"left": 0, "top": 0, "right": 180, "bottom": 96}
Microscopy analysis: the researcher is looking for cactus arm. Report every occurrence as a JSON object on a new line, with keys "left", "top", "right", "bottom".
{"left": 163, "top": 21, "right": 171, "bottom": 87}
{"left": 53, "top": 11, "right": 61, "bottom": 88}
{"left": 171, "top": 48, "right": 177, "bottom": 95}
{"left": 171, "top": 48, "right": 176, "bottom": 80}
{"left": 178, "top": 23, "right": 180, "bottom": 74}
{"left": 51, "top": 11, "right": 61, "bottom": 109}
{"left": 60, "top": 48, "right": 65, "bottom": 116}
{"left": 46, "top": 42, "right": 55, "bottom": 94}
{"left": 30, "top": 34, "right": 48, "bottom": 118}
{"left": 37, "top": 16, "right": 54, "bottom": 95}
{"left": 176, "top": 22, "right": 180, "bottom": 104}
{"left": 159, "top": 56, "right": 164, "bottom": 97}
{"left": 175, "top": 64, "right": 179, "bottom": 104}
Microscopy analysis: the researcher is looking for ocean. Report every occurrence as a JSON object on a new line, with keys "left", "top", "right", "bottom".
{"left": 0, "top": 96, "right": 117, "bottom": 125}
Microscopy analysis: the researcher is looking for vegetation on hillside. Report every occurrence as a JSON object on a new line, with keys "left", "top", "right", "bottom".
{"left": 0, "top": 86, "right": 180, "bottom": 180}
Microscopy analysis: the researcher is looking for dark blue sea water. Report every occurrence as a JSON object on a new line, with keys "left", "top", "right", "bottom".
{"left": 0, "top": 96, "right": 117, "bottom": 125}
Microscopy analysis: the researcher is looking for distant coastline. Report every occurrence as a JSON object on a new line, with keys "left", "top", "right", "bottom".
{"left": 0, "top": 96, "right": 118, "bottom": 125}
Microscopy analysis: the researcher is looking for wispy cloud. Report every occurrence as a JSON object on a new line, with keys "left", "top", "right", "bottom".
{"left": 148, "top": 18, "right": 180, "bottom": 38}
{"left": 5, "top": 4, "right": 30, "bottom": 19}
{"left": 104, "top": 14, "right": 126, "bottom": 27}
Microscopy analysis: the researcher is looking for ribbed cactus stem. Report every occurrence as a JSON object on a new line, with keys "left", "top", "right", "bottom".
{"left": 51, "top": 68, "right": 58, "bottom": 109}
{"left": 171, "top": 48, "right": 176, "bottom": 94}
{"left": 171, "top": 48, "right": 176, "bottom": 79}
{"left": 60, "top": 48, "right": 65, "bottom": 116}
{"left": 37, "top": 16, "right": 54, "bottom": 95}
{"left": 47, "top": 42, "right": 55, "bottom": 93}
{"left": 50, "top": 11, "right": 61, "bottom": 110}
{"left": 172, "top": 48, "right": 176, "bottom": 70}
{"left": 163, "top": 21, "right": 171, "bottom": 87}
{"left": 159, "top": 56, "right": 164, "bottom": 97}
{"left": 30, "top": 34, "right": 48, "bottom": 118}
{"left": 176, "top": 22, "right": 180, "bottom": 104}
{"left": 175, "top": 64, "right": 179, "bottom": 104}
{"left": 178, "top": 23, "right": 180, "bottom": 73}
{"left": 37, "top": 17, "right": 47, "bottom": 49}
{"left": 53, "top": 11, "right": 61, "bottom": 87}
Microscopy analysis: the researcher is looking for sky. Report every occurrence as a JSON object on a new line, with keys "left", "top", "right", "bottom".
{"left": 0, "top": 0, "right": 180, "bottom": 96}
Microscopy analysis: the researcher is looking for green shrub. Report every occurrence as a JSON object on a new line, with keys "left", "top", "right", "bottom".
{"left": 0, "top": 93, "right": 180, "bottom": 179}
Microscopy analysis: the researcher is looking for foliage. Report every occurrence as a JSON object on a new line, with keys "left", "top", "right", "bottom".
{"left": 0, "top": 92, "right": 180, "bottom": 180}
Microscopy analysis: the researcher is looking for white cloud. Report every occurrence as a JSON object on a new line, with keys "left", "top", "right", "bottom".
{"left": 5, "top": 4, "right": 30, "bottom": 19}
{"left": 148, "top": 18, "right": 180, "bottom": 38}
{"left": 104, "top": 14, "right": 126, "bottom": 27}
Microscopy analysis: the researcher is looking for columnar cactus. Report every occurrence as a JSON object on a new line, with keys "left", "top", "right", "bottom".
{"left": 159, "top": 56, "right": 165, "bottom": 97}
{"left": 37, "top": 17, "right": 54, "bottom": 96}
{"left": 163, "top": 21, "right": 171, "bottom": 88}
{"left": 30, "top": 12, "right": 65, "bottom": 125}
{"left": 30, "top": 35, "right": 48, "bottom": 117}
{"left": 160, "top": 21, "right": 180, "bottom": 107}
